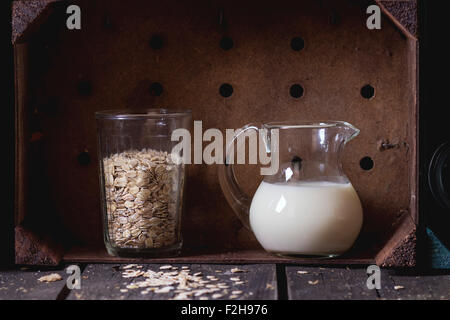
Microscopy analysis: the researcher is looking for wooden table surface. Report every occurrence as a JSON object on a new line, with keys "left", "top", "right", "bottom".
{"left": 0, "top": 264, "right": 448, "bottom": 300}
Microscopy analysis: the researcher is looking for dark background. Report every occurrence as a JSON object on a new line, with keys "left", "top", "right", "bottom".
{"left": 1, "top": 0, "right": 448, "bottom": 268}
{"left": 419, "top": 1, "right": 450, "bottom": 252}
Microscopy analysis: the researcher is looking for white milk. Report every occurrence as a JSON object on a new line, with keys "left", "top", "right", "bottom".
{"left": 249, "top": 181, "right": 363, "bottom": 256}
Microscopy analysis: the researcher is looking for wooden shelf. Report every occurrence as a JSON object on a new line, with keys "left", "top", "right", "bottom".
{"left": 63, "top": 246, "right": 374, "bottom": 265}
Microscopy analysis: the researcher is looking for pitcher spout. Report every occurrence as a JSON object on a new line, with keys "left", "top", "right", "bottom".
{"left": 340, "top": 121, "right": 360, "bottom": 144}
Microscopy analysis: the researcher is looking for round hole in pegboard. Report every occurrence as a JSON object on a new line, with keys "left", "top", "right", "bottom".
{"left": 149, "top": 34, "right": 164, "bottom": 49}
{"left": 77, "top": 80, "right": 92, "bottom": 96}
{"left": 149, "top": 82, "right": 163, "bottom": 96}
{"left": 103, "top": 15, "right": 118, "bottom": 33}
{"left": 360, "top": 156, "right": 374, "bottom": 171}
{"left": 361, "top": 84, "right": 375, "bottom": 99}
{"left": 329, "top": 11, "right": 341, "bottom": 25}
{"left": 77, "top": 151, "right": 91, "bottom": 166}
{"left": 103, "top": 16, "right": 113, "bottom": 28}
{"left": 220, "top": 36, "right": 234, "bottom": 50}
{"left": 219, "top": 83, "right": 233, "bottom": 98}
{"left": 290, "top": 84, "right": 304, "bottom": 98}
{"left": 290, "top": 37, "right": 305, "bottom": 51}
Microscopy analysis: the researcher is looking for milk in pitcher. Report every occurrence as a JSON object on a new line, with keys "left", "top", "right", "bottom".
{"left": 249, "top": 181, "right": 363, "bottom": 256}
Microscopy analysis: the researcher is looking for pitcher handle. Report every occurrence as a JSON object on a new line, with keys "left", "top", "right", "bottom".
{"left": 218, "top": 123, "right": 262, "bottom": 230}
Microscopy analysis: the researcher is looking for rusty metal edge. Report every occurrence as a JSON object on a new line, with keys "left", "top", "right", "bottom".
{"left": 15, "top": 225, "right": 63, "bottom": 266}
{"left": 375, "top": 215, "right": 417, "bottom": 267}
{"left": 376, "top": 0, "right": 417, "bottom": 40}
{"left": 11, "top": 0, "right": 62, "bottom": 44}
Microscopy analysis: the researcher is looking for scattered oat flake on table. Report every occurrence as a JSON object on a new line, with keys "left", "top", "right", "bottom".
{"left": 297, "top": 271, "right": 309, "bottom": 274}
{"left": 394, "top": 285, "right": 405, "bottom": 290}
{"left": 229, "top": 295, "right": 239, "bottom": 299}
{"left": 173, "top": 293, "right": 190, "bottom": 300}
{"left": 231, "top": 268, "right": 245, "bottom": 273}
{"left": 155, "top": 286, "right": 174, "bottom": 293}
{"left": 38, "top": 273, "right": 62, "bottom": 283}
{"left": 231, "top": 290, "right": 243, "bottom": 295}
{"left": 266, "top": 283, "right": 275, "bottom": 290}
{"left": 218, "top": 285, "right": 229, "bottom": 289}
{"left": 194, "top": 289, "right": 208, "bottom": 296}
{"left": 120, "top": 289, "right": 128, "bottom": 293}
{"left": 159, "top": 265, "right": 172, "bottom": 270}
{"left": 215, "top": 270, "right": 222, "bottom": 273}
{"left": 181, "top": 266, "right": 189, "bottom": 269}
{"left": 235, "top": 281, "right": 245, "bottom": 285}
{"left": 123, "top": 264, "right": 138, "bottom": 269}
{"left": 122, "top": 271, "right": 144, "bottom": 278}
{"left": 212, "top": 293, "right": 223, "bottom": 299}
{"left": 308, "top": 280, "right": 319, "bottom": 285}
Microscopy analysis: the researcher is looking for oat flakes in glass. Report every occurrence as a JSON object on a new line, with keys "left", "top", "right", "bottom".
{"left": 96, "top": 109, "right": 191, "bottom": 257}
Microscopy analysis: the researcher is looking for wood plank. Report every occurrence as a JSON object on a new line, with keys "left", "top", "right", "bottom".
{"left": 286, "top": 266, "right": 378, "bottom": 300}
{"left": 63, "top": 246, "right": 375, "bottom": 265}
{"left": 67, "top": 264, "right": 277, "bottom": 300}
{"left": 377, "top": 269, "right": 450, "bottom": 300}
{"left": 0, "top": 267, "right": 68, "bottom": 300}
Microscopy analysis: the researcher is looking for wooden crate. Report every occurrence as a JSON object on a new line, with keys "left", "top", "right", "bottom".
{"left": 12, "top": 0, "right": 419, "bottom": 266}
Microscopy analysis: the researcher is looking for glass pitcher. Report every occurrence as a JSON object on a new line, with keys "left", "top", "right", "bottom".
{"left": 219, "top": 121, "right": 363, "bottom": 258}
